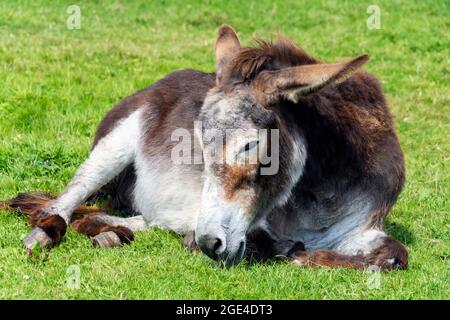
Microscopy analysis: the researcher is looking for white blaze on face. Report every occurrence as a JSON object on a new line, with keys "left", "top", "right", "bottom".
{"left": 196, "top": 173, "right": 251, "bottom": 258}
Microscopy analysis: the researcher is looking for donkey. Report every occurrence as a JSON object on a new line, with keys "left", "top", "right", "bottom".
{"left": 4, "top": 25, "right": 407, "bottom": 270}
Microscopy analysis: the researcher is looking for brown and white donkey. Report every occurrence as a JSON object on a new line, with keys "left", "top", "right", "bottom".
{"left": 3, "top": 25, "right": 407, "bottom": 270}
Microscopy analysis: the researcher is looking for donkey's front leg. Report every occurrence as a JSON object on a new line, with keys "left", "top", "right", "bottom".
{"left": 23, "top": 110, "right": 142, "bottom": 250}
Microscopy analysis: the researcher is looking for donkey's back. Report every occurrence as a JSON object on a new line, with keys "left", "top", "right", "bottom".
{"left": 91, "top": 69, "right": 215, "bottom": 215}
{"left": 94, "top": 69, "right": 215, "bottom": 145}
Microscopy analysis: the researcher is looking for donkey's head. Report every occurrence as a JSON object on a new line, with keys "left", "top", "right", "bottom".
{"left": 195, "top": 25, "right": 369, "bottom": 265}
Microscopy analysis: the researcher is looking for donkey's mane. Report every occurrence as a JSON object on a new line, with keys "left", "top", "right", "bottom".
{"left": 228, "top": 35, "right": 319, "bottom": 81}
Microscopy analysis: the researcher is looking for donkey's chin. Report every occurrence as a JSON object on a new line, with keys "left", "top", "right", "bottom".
{"left": 219, "top": 239, "right": 246, "bottom": 267}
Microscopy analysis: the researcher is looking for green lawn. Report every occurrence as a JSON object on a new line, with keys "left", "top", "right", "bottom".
{"left": 0, "top": 0, "right": 449, "bottom": 299}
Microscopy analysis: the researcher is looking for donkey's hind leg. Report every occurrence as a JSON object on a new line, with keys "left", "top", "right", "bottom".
{"left": 289, "top": 230, "right": 408, "bottom": 271}
{"left": 23, "top": 110, "right": 142, "bottom": 250}
{"left": 289, "top": 235, "right": 408, "bottom": 271}
{"left": 337, "top": 229, "right": 408, "bottom": 270}
{"left": 288, "top": 202, "right": 408, "bottom": 271}
{"left": 72, "top": 214, "right": 148, "bottom": 248}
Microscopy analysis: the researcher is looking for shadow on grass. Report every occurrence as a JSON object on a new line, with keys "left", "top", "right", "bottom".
{"left": 385, "top": 221, "right": 416, "bottom": 245}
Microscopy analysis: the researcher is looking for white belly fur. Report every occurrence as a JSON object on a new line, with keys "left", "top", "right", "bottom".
{"left": 132, "top": 152, "right": 202, "bottom": 234}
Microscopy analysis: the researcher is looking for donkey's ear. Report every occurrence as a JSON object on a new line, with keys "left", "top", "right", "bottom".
{"left": 253, "top": 55, "right": 369, "bottom": 104}
{"left": 215, "top": 25, "right": 240, "bottom": 83}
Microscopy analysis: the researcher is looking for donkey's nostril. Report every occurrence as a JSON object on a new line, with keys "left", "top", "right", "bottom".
{"left": 198, "top": 235, "right": 225, "bottom": 260}
{"left": 213, "top": 238, "right": 222, "bottom": 253}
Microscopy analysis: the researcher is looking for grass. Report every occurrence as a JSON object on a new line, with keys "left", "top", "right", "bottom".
{"left": 0, "top": 0, "right": 449, "bottom": 299}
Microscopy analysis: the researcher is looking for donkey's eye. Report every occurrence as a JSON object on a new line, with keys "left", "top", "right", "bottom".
{"left": 239, "top": 140, "right": 259, "bottom": 154}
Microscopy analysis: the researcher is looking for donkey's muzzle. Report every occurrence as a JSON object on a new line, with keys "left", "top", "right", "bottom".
{"left": 198, "top": 233, "right": 246, "bottom": 267}
{"left": 197, "top": 234, "right": 225, "bottom": 260}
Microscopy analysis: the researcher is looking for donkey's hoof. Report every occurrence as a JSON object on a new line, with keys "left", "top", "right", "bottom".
{"left": 23, "top": 227, "right": 53, "bottom": 250}
{"left": 92, "top": 231, "right": 122, "bottom": 248}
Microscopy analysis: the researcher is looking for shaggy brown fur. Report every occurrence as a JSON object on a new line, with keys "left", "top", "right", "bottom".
{"left": 224, "top": 36, "right": 318, "bottom": 83}
{"left": 290, "top": 236, "right": 408, "bottom": 271}
{"left": 5, "top": 192, "right": 104, "bottom": 222}
{"left": 72, "top": 215, "right": 134, "bottom": 245}
{"left": 33, "top": 215, "right": 67, "bottom": 244}
{"left": 2, "top": 192, "right": 134, "bottom": 246}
